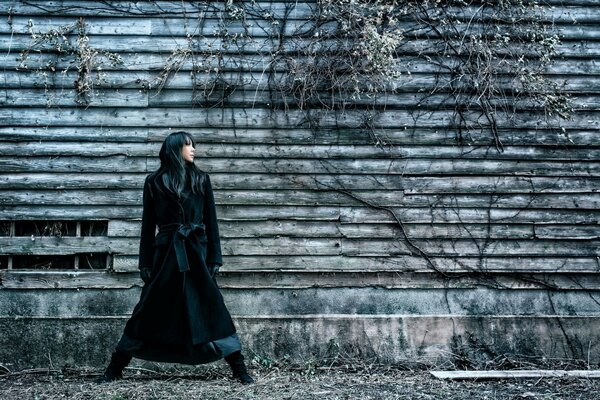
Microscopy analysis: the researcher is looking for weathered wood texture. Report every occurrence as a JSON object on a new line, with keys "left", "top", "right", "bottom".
{"left": 0, "top": 0, "right": 599, "bottom": 368}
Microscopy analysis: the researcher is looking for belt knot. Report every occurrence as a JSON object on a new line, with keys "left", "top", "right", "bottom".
{"left": 156, "top": 222, "right": 206, "bottom": 272}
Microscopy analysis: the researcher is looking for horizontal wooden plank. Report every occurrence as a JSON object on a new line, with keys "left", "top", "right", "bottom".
{"left": 3, "top": 189, "right": 600, "bottom": 210}
{"left": 1, "top": 107, "right": 597, "bottom": 130}
{"left": 0, "top": 1, "right": 319, "bottom": 18}
{"left": 0, "top": 105, "right": 432, "bottom": 128}
{"left": 1, "top": 126, "right": 598, "bottom": 147}
{"left": 0, "top": 236, "right": 112, "bottom": 255}
{"left": 146, "top": 127, "right": 600, "bottom": 147}
{"left": 221, "top": 191, "right": 600, "bottom": 210}
{"left": 1, "top": 15, "right": 153, "bottom": 35}
{"left": 1, "top": 142, "right": 600, "bottom": 161}
{"left": 0, "top": 204, "right": 345, "bottom": 220}
{"left": 5, "top": 88, "right": 599, "bottom": 111}
{"left": 0, "top": 189, "right": 147, "bottom": 205}
{"left": 7, "top": 51, "right": 600, "bottom": 76}
{"left": 1, "top": 235, "right": 598, "bottom": 257}
{"left": 0, "top": 70, "right": 292, "bottom": 90}
{"left": 0, "top": 126, "right": 152, "bottom": 142}
{"left": 152, "top": 20, "right": 600, "bottom": 41}
{"left": 0, "top": 236, "right": 341, "bottom": 256}
{"left": 340, "top": 206, "right": 600, "bottom": 224}
{"left": 339, "top": 224, "right": 600, "bottom": 241}
{"left": 1, "top": 155, "right": 599, "bottom": 177}
{"left": 107, "top": 219, "right": 599, "bottom": 240}
{"left": 0, "top": 51, "right": 413, "bottom": 73}
{"left": 147, "top": 91, "right": 600, "bottom": 111}
{"left": 1, "top": 204, "right": 598, "bottom": 225}
{"left": 2, "top": 2, "right": 598, "bottom": 23}
{"left": 4, "top": 70, "right": 596, "bottom": 104}
{"left": 222, "top": 238, "right": 342, "bottom": 256}
{"left": 111, "top": 254, "right": 600, "bottom": 273}
{"left": 340, "top": 238, "right": 600, "bottom": 257}
{"left": 4, "top": 270, "right": 600, "bottom": 291}
{"left": 0, "top": 142, "right": 160, "bottom": 157}
{"left": 107, "top": 219, "right": 513, "bottom": 239}
{"left": 2, "top": 70, "right": 598, "bottom": 97}
{"left": 1, "top": 172, "right": 598, "bottom": 193}
{"left": 1, "top": 16, "right": 315, "bottom": 38}
{"left": 217, "top": 91, "right": 600, "bottom": 112}
{"left": 0, "top": 88, "right": 148, "bottom": 107}
{"left": 0, "top": 156, "right": 149, "bottom": 172}
{"left": 4, "top": 16, "right": 600, "bottom": 41}
{"left": 3, "top": 34, "right": 599, "bottom": 59}
{"left": 0, "top": 205, "right": 143, "bottom": 219}
{"left": 0, "top": 271, "right": 131, "bottom": 289}
{"left": 533, "top": 225, "right": 600, "bottom": 239}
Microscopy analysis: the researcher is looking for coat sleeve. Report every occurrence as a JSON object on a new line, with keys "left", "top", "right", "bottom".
{"left": 138, "top": 175, "right": 157, "bottom": 270}
{"left": 203, "top": 174, "right": 223, "bottom": 267}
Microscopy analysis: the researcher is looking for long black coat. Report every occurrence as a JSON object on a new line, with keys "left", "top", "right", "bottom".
{"left": 119, "top": 171, "right": 237, "bottom": 364}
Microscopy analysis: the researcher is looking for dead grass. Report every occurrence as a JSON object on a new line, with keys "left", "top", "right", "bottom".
{"left": 1, "top": 362, "right": 600, "bottom": 400}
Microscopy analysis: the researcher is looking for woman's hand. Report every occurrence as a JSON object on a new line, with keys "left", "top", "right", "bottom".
{"left": 208, "top": 264, "right": 220, "bottom": 280}
{"left": 140, "top": 267, "right": 152, "bottom": 284}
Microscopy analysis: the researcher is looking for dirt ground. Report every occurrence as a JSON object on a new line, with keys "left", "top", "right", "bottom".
{"left": 1, "top": 364, "right": 599, "bottom": 400}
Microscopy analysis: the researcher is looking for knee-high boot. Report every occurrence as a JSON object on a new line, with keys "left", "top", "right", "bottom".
{"left": 224, "top": 351, "right": 254, "bottom": 384}
{"left": 96, "top": 349, "right": 132, "bottom": 383}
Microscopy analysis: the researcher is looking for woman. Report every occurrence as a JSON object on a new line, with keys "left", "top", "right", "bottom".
{"left": 98, "top": 131, "right": 253, "bottom": 384}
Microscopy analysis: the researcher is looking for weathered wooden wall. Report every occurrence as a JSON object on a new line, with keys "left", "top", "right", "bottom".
{"left": 0, "top": 0, "right": 599, "bottom": 370}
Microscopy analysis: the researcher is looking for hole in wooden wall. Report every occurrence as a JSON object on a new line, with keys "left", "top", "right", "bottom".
{"left": 15, "top": 221, "right": 78, "bottom": 237}
{"left": 0, "top": 221, "right": 11, "bottom": 236}
{"left": 80, "top": 221, "right": 108, "bottom": 236}
{"left": 9, "top": 254, "right": 109, "bottom": 270}
{"left": 12, "top": 255, "right": 75, "bottom": 270}
{"left": 78, "top": 253, "right": 109, "bottom": 270}
{"left": 0, "top": 220, "right": 111, "bottom": 270}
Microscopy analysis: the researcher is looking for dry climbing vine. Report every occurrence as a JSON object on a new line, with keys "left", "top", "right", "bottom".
{"left": 15, "top": 1, "right": 571, "bottom": 146}
{"left": 279, "top": 0, "right": 572, "bottom": 150}
{"left": 408, "top": 0, "right": 573, "bottom": 150}
{"left": 18, "top": 16, "right": 122, "bottom": 106}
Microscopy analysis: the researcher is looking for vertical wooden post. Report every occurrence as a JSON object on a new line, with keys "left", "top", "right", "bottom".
{"left": 74, "top": 221, "right": 81, "bottom": 269}
{"left": 106, "top": 253, "right": 112, "bottom": 270}
{"left": 7, "top": 221, "right": 14, "bottom": 269}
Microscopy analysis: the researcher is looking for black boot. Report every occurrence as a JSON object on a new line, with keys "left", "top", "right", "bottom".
{"left": 225, "top": 351, "right": 254, "bottom": 384}
{"left": 96, "top": 350, "right": 132, "bottom": 383}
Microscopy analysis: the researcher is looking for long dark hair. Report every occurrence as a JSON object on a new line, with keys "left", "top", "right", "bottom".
{"left": 151, "top": 131, "right": 205, "bottom": 197}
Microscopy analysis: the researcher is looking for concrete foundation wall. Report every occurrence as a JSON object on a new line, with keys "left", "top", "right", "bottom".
{"left": 2, "top": 281, "right": 600, "bottom": 369}
{"left": 2, "top": 314, "right": 600, "bottom": 370}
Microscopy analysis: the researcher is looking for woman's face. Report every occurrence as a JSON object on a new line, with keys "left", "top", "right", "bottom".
{"left": 181, "top": 141, "right": 195, "bottom": 163}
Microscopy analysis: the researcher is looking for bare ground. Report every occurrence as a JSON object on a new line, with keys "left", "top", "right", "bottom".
{"left": 1, "top": 364, "right": 599, "bottom": 400}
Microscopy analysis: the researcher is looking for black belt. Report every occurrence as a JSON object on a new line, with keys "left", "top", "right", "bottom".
{"left": 154, "top": 222, "right": 206, "bottom": 273}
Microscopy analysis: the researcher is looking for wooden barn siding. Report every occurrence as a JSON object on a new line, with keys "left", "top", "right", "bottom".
{"left": 0, "top": 0, "right": 599, "bottom": 368}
